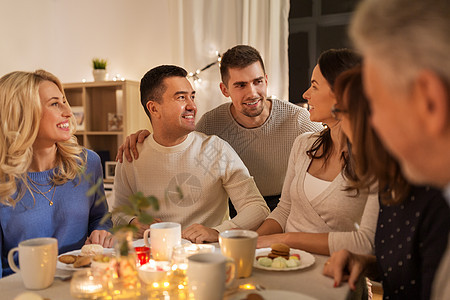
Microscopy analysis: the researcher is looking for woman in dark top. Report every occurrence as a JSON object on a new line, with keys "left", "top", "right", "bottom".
{"left": 323, "top": 67, "right": 449, "bottom": 299}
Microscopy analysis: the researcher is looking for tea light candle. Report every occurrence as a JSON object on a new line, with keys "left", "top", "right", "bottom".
{"left": 70, "top": 270, "right": 106, "bottom": 299}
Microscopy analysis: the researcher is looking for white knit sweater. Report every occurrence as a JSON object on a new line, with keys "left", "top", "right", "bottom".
{"left": 112, "top": 132, "right": 270, "bottom": 232}
{"left": 196, "top": 99, "right": 323, "bottom": 197}
{"left": 268, "top": 133, "right": 379, "bottom": 255}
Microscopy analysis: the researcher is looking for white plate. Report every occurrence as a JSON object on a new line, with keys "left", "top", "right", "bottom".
{"left": 57, "top": 248, "right": 115, "bottom": 271}
{"left": 253, "top": 248, "right": 315, "bottom": 271}
{"left": 132, "top": 238, "right": 192, "bottom": 247}
{"left": 58, "top": 239, "right": 192, "bottom": 271}
{"left": 229, "top": 290, "right": 317, "bottom": 300}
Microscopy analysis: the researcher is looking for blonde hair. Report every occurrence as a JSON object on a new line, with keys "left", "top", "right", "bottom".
{"left": 350, "top": 0, "right": 450, "bottom": 90}
{"left": 0, "top": 70, "right": 86, "bottom": 206}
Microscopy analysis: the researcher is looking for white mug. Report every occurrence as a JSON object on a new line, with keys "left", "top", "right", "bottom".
{"left": 187, "top": 253, "right": 235, "bottom": 300}
{"left": 8, "top": 237, "right": 58, "bottom": 290}
{"left": 144, "top": 222, "right": 181, "bottom": 261}
{"left": 219, "top": 230, "right": 258, "bottom": 278}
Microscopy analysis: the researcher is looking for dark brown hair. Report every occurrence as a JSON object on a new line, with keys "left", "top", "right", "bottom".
{"left": 306, "top": 49, "right": 361, "bottom": 170}
{"left": 219, "top": 45, "right": 265, "bottom": 86}
{"left": 334, "top": 66, "right": 410, "bottom": 204}
{"left": 140, "top": 65, "right": 187, "bottom": 117}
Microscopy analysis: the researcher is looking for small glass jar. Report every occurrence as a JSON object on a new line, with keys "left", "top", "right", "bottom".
{"left": 171, "top": 244, "right": 216, "bottom": 287}
{"left": 70, "top": 269, "right": 106, "bottom": 299}
{"left": 106, "top": 230, "right": 141, "bottom": 299}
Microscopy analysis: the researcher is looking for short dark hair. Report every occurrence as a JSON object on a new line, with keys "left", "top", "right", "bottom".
{"left": 219, "top": 45, "right": 265, "bottom": 86}
{"left": 317, "top": 49, "right": 362, "bottom": 91}
{"left": 140, "top": 65, "right": 187, "bottom": 117}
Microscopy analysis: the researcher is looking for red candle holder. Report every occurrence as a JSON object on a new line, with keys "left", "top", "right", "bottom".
{"left": 135, "top": 246, "right": 150, "bottom": 266}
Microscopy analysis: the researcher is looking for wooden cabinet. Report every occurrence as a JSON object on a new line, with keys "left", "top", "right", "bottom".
{"left": 63, "top": 80, "right": 150, "bottom": 174}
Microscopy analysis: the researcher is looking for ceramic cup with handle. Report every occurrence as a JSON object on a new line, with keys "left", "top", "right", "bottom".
{"left": 219, "top": 229, "right": 258, "bottom": 278}
{"left": 187, "top": 252, "right": 235, "bottom": 300}
{"left": 144, "top": 222, "right": 181, "bottom": 261}
{"left": 8, "top": 237, "right": 58, "bottom": 290}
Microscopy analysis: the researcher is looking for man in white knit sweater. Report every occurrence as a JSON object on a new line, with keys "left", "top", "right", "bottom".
{"left": 117, "top": 46, "right": 323, "bottom": 214}
{"left": 112, "top": 65, "right": 269, "bottom": 243}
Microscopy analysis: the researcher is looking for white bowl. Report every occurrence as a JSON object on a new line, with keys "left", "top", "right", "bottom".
{"left": 138, "top": 261, "right": 171, "bottom": 284}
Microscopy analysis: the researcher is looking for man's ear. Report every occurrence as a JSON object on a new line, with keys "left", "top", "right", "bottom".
{"left": 415, "top": 70, "right": 449, "bottom": 136}
{"left": 220, "top": 82, "right": 230, "bottom": 97}
{"left": 146, "top": 100, "right": 161, "bottom": 119}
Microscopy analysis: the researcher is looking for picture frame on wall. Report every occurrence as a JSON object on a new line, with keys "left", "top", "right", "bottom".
{"left": 105, "top": 161, "right": 117, "bottom": 179}
{"left": 72, "top": 106, "right": 85, "bottom": 131}
{"left": 108, "top": 113, "right": 123, "bottom": 131}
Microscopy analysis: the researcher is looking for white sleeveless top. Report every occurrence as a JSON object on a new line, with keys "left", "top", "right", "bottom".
{"left": 304, "top": 172, "right": 332, "bottom": 201}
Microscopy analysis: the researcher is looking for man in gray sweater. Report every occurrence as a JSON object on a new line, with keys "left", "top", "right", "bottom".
{"left": 117, "top": 45, "right": 323, "bottom": 213}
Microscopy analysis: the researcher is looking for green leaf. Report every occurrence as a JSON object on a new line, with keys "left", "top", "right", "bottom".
{"left": 151, "top": 197, "right": 159, "bottom": 210}
{"left": 99, "top": 212, "right": 112, "bottom": 225}
{"left": 111, "top": 224, "right": 138, "bottom": 234}
{"left": 94, "top": 195, "right": 106, "bottom": 207}
{"left": 138, "top": 212, "right": 154, "bottom": 225}
{"left": 176, "top": 186, "right": 184, "bottom": 200}
{"left": 86, "top": 180, "right": 102, "bottom": 196}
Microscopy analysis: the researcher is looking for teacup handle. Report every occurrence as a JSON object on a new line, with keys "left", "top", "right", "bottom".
{"left": 7, "top": 247, "right": 20, "bottom": 274}
{"left": 225, "top": 258, "right": 236, "bottom": 288}
{"left": 143, "top": 229, "right": 151, "bottom": 247}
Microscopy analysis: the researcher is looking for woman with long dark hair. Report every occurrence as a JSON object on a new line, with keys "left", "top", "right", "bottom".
{"left": 256, "top": 49, "right": 379, "bottom": 256}
{"left": 323, "top": 66, "right": 449, "bottom": 299}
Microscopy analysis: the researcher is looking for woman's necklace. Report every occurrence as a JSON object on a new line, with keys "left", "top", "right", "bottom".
{"left": 27, "top": 175, "right": 56, "bottom": 206}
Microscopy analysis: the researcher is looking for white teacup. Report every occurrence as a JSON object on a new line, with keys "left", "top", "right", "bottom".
{"left": 144, "top": 222, "right": 181, "bottom": 261}
{"left": 219, "top": 230, "right": 258, "bottom": 278}
{"left": 187, "top": 253, "right": 235, "bottom": 300}
{"left": 8, "top": 237, "right": 58, "bottom": 290}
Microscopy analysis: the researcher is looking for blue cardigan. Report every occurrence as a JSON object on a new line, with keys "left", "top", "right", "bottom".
{"left": 0, "top": 149, "right": 112, "bottom": 277}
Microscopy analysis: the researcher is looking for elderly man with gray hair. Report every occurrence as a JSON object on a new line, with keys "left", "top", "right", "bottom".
{"left": 322, "top": 0, "right": 450, "bottom": 299}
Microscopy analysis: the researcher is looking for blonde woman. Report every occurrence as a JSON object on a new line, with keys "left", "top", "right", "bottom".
{"left": 0, "top": 70, "right": 113, "bottom": 278}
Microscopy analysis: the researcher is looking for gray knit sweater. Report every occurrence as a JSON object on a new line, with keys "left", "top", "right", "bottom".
{"left": 196, "top": 99, "right": 323, "bottom": 197}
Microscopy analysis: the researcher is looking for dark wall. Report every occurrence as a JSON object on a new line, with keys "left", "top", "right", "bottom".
{"left": 288, "top": 0, "right": 360, "bottom": 104}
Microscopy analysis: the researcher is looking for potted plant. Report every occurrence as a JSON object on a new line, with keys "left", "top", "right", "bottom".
{"left": 92, "top": 58, "right": 108, "bottom": 81}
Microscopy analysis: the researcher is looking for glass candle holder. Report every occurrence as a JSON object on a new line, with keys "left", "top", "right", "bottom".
{"left": 171, "top": 244, "right": 215, "bottom": 287}
{"left": 70, "top": 269, "right": 106, "bottom": 299}
{"left": 135, "top": 246, "right": 150, "bottom": 267}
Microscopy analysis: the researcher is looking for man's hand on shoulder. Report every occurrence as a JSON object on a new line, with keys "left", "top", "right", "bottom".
{"left": 115, "top": 129, "right": 151, "bottom": 163}
{"left": 182, "top": 224, "right": 219, "bottom": 243}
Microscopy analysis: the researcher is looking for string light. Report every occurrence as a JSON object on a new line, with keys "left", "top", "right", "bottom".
{"left": 187, "top": 51, "right": 222, "bottom": 84}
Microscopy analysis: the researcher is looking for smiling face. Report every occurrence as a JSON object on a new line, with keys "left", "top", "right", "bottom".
{"left": 220, "top": 61, "right": 270, "bottom": 127}
{"left": 302, "top": 65, "right": 337, "bottom": 125}
{"left": 36, "top": 80, "right": 73, "bottom": 145}
{"left": 150, "top": 76, "right": 197, "bottom": 144}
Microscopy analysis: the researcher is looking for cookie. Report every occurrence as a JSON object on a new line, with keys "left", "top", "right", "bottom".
{"left": 271, "top": 250, "right": 289, "bottom": 256}
{"left": 270, "top": 243, "right": 290, "bottom": 253}
{"left": 73, "top": 256, "right": 91, "bottom": 268}
{"left": 81, "top": 244, "right": 103, "bottom": 256}
{"left": 58, "top": 255, "right": 77, "bottom": 264}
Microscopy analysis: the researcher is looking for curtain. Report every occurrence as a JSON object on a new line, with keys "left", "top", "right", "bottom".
{"left": 168, "top": 0, "right": 290, "bottom": 119}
